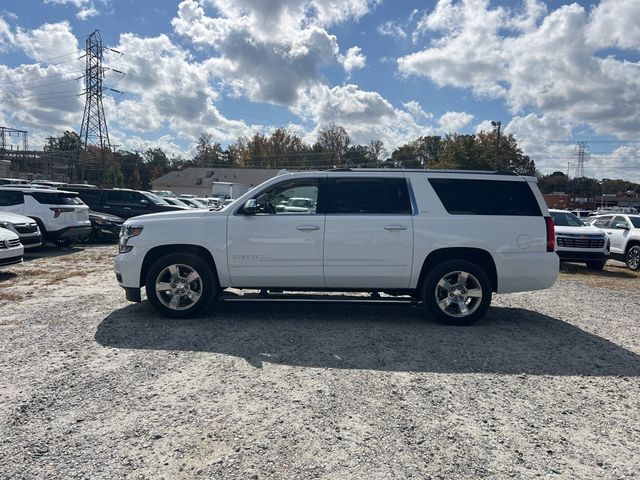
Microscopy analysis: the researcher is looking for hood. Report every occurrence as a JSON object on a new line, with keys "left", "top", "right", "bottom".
{"left": 123, "top": 208, "right": 221, "bottom": 225}
{"left": 0, "top": 227, "right": 19, "bottom": 240}
{"left": 89, "top": 211, "right": 124, "bottom": 223}
{"left": 554, "top": 225, "right": 606, "bottom": 236}
{"left": 0, "top": 212, "right": 36, "bottom": 225}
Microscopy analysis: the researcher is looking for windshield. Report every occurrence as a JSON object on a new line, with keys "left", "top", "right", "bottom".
{"left": 142, "top": 191, "right": 168, "bottom": 205}
{"left": 630, "top": 216, "right": 640, "bottom": 228}
{"left": 551, "top": 211, "right": 584, "bottom": 227}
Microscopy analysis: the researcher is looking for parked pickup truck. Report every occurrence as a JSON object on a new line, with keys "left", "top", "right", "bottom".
{"left": 115, "top": 169, "right": 559, "bottom": 325}
{"left": 65, "top": 187, "right": 188, "bottom": 220}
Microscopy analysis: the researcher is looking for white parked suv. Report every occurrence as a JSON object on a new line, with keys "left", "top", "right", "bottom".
{"left": 0, "top": 212, "right": 42, "bottom": 249}
{"left": 589, "top": 214, "right": 640, "bottom": 270}
{"left": 0, "top": 187, "right": 91, "bottom": 246}
{"left": 0, "top": 228, "right": 23, "bottom": 267}
{"left": 115, "top": 170, "right": 559, "bottom": 325}
{"left": 549, "top": 209, "right": 609, "bottom": 270}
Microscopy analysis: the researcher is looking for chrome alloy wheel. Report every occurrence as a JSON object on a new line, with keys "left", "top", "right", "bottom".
{"left": 434, "top": 270, "right": 483, "bottom": 318}
{"left": 155, "top": 264, "right": 203, "bottom": 311}
{"left": 628, "top": 246, "right": 640, "bottom": 270}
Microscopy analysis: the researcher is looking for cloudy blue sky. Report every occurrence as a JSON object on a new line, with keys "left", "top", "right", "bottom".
{"left": 0, "top": 0, "right": 639, "bottom": 179}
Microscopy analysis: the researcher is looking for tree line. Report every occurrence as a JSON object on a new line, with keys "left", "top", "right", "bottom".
{"left": 40, "top": 125, "right": 638, "bottom": 196}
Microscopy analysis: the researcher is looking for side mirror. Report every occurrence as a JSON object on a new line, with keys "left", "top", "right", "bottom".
{"left": 614, "top": 223, "right": 629, "bottom": 230}
{"left": 140, "top": 199, "right": 150, "bottom": 207}
{"left": 242, "top": 199, "right": 258, "bottom": 215}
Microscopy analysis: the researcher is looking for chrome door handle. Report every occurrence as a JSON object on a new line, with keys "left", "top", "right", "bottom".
{"left": 297, "top": 225, "right": 320, "bottom": 231}
{"left": 384, "top": 225, "right": 408, "bottom": 231}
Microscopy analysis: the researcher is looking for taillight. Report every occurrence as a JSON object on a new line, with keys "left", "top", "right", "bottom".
{"left": 545, "top": 216, "right": 555, "bottom": 252}
{"left": 50, "top": 207, "right": 74, "bottom": 218}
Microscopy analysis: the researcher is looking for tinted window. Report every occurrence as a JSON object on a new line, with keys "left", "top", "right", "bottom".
{"left": 323, "top": 178, "right": 411, "bottom": 214}
{"left": 74, "top": 189, "right": 101, "bottom": 209}
{"left": 551, "top": 211, "right": 584, "bottom": 227}
{"left": 630, "top": 217, "right": 640, "bottom": 228}
{"left": 104, "top": 190, "right": 142, "bottom": 204}
{"left": 0, "top": 190, "right": 24, "bottom": 206}
{"left": 28, "top": 192, "right": 83, "bottom": 205}
{"left": 429, "top": 179, "right": 541, "bottom": 216}
{"left": 593, "top": 216, "right": 612, "bottom": 228}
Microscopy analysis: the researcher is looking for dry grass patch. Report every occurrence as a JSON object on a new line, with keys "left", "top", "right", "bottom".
{"left": 560, "top": 262, "right": 640, "bottom": 291}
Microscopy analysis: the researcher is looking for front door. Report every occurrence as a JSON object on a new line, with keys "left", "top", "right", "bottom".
{"left": 322, "top": 175, "right": 414, "bottom": 289}
{"left": 226, "top": 177, "right": 324, "bottom": 287}
{"left": 608, "top": 216, "right": 630, "bottom": 253}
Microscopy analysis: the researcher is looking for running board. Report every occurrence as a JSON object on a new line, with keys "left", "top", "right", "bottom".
{"left": 219, "top": 292, "right": 416, "bottom": 304}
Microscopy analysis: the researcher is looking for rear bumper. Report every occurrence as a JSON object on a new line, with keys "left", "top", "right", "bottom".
{"left": 48, "top": 225, "right": 92, "bottom": 242}
{"left": 494, "top": 252, "right": 559, "bottom": 294}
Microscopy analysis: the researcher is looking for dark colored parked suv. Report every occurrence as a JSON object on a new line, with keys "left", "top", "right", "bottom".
{"left": 65, "top": 188, "right": 188, "bottom": 219}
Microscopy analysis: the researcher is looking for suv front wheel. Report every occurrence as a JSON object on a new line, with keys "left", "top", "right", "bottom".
{"left": 626, "top": 245, "right": 640, "bottom": 271}
{"left": 422, "top": 260, "right": 492, "bottom": 325}
{"left": 145, "top": 253, "right": 217, "bottom": 318}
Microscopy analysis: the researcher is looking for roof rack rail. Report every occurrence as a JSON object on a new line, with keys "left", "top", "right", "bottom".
{"left": 323, "top": 167, "right": 519, "bottom": 175}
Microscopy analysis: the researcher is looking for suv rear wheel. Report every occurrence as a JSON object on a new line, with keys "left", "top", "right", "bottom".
{"left": 422, "top": 260, "right": 492, "bottom": 325}
{"left": 145, "top": 253, "right": 217, "bottom": 318}
{"left": 626, "top": 245, "right": 640, "bottom": 271}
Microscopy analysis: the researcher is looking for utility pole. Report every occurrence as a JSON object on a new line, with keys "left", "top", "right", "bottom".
{"left": 491, "top": 121, "right": 501, "bottom": 169}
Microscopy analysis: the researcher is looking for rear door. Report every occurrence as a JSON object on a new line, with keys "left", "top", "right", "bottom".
{"left": 322, "top": 174, "right": 414, "bottom": 289}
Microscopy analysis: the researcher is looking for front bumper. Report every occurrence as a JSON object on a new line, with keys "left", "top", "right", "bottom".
{"left": 19, "top": 234, "right": 42, "bottom": 249}
{"left": 557, "top": 250, "right": 609, "bottom": 263}
{"left": 0, "top": 253, "right": 23, "bottom": 267}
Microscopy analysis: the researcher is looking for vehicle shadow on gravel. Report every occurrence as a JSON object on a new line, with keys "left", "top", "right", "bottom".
{"left": 95, "top": 302, "right": 640, "bottom": 377}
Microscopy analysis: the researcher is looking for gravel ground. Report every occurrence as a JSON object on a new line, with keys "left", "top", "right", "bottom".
{"left": 0, "top": 245, "right": 639, "bottom": 479}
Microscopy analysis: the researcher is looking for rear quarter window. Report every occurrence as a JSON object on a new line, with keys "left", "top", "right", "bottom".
{"left": 429, "top": 178, "right": 541, "bottom": 216}
{"left": 28, "top": 192, "right": 84, "bottom": 205}
{"left": 0, "top": 190, "right": 24, "bottom": 206}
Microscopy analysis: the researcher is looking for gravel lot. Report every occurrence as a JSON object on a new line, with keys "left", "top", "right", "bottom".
{"left": 1, "top": 245, "right": 639, "bottom": 479}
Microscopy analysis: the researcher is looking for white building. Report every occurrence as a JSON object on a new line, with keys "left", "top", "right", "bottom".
{"left": 150, "top": 167, "right": 280, "bottom": 197}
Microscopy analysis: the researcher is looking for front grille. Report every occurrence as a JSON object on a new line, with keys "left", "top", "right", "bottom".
{"left": 557, "top": 237, "right": 605, "bottom": 248}
{"left": 1, "top": 238, "right": 22, "bottom": 249}
{"left": 15, "top": 224, "right": 38, "bottom": 234}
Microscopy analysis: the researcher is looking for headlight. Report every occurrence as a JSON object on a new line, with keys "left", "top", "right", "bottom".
{"left": 0, "top": 222, "right": 10, "bottom": 229}
{"left": 118, "top": 225, "right": 143, "bottom": 253}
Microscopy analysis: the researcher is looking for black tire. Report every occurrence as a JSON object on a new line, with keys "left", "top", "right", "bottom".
{"left": 586, "top": 261, "right": 606, "bottom": 271}
{"left": 421, "top": 259, "right": 492, "bottom": 326}
{"left": 145, "top": 252, "right": 217, "bottom": 318}
{"left": 626, "top": 245, "right": 640, "bottom": 271}
{"left": 55, "top": 239, "right": 74, "bottom": 247}
{"left": 77, "top": 230, "right": 94, "bottom": 244}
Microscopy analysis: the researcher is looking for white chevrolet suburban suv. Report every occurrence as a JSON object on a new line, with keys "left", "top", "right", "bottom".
{"left": 115, "top": 170, "right": 559, "bottom": 325}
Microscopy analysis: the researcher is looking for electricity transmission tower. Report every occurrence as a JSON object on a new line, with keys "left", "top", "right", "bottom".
{"left": 573, "top": 141, "right": 589, "bottom": 178}
{"left": 79, "top": 30, "right": 111, "bottom": 152}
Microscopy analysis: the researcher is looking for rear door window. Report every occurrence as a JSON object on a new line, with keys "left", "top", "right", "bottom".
{"left": 322, "top": 178, "right": 411, "bottom": 214}
{"left": 429, "top": 178, "right": 541, "bottom": 216}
